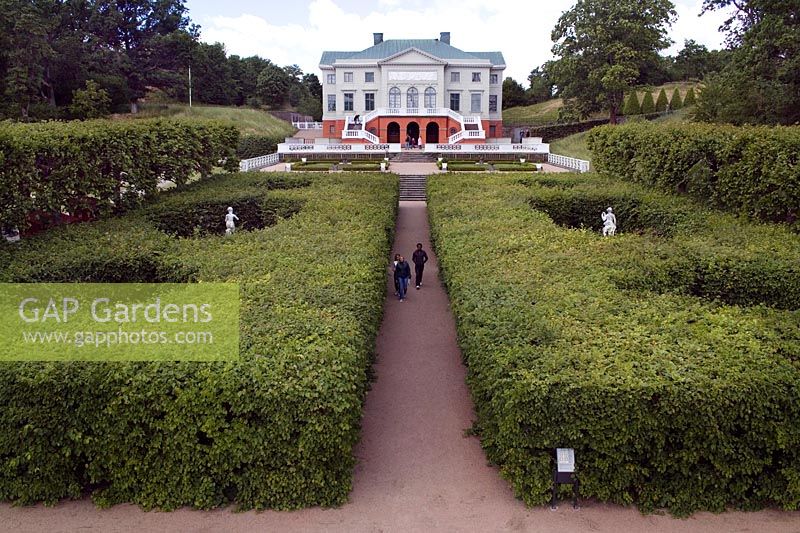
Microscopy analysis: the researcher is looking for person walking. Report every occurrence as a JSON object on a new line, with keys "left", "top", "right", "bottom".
{"left": 411, "top": 243, "right": 428, "bottom": 289}
{"left": 392, "top": 253, "right": 401, "bottom": 296}
{"left": 394, "top": 255, "right": 411, "bottom": 301}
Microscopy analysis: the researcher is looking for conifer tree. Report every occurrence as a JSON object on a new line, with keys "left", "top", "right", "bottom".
{"left": 683, "top": 87, "right": 696, "bottom": 106}
{"left": 641, "top": 91, "right": 656, "bottom": 113}
{"left": 670, "top": 87, "right": 683, "bottom": 109}
{"left": 655, "top": 88, "right": 669, "bottom": 112}
{"left": 622, "top": 92, "right": 641, "bottom": 115}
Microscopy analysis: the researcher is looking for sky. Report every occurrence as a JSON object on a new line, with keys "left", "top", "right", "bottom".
{"left": 185, "top": 0, "right": 732, "bottom": 87}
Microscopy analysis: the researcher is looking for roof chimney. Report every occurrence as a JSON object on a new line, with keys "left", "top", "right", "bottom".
{"left": 440, "top": 32, "right": 450, "bottom": 45}
{"left": 373, "top": 33, "right": 383, "bottom": 45}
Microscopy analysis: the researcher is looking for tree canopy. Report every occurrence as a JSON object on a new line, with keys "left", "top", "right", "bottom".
{"left": 548, "top": 0, "right": 676, "bottom": 123}
{"left": 0, "top": 0, "right": 323, "bottom": 120}
{"left": 695, "top": 0, "right": 800, "bottom": 125}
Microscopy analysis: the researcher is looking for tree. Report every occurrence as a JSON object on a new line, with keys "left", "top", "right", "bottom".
{"left": 527, "top": 66, "right": 554, "bottom": 104}
{"left": 549, "top": 0, "right": 676, "bottom": 123}
{"left": 69, "top": 79, "right": 111, "bottom": 119}
{"left": 641, "top": 91, "right": 656, "bottom": 113}
{"left": 683, "top": 87, "right": 696, "bottom": 106}
{"left": 623, "top": 92, "right": 642, "bottom": 115}
{"left": 302, "top": 73, "right": 322, "bottom": 100}
{"left": 502, "top": 77, "right": 527, "bottom": 108}
{"left": 673, "top": 40, "right": 712, "bottom": 80}
{"left": 696, "top": 0, "right": 799, "bottom": 124}
{"left": 256, "top": 63, "right": 290, "bottom": 108}
{"left": 187, "top": 42, "right": 233, "bottom": 105}
{"left": 655, "top": 88, "right": 669, "bottom": 111}
{"left": 670, "top": 87, "right": 683, "bottom": 109}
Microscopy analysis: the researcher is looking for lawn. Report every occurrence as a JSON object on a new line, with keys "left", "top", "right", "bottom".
{"left": 548, "top": 130, "right": 593, "bottom": 162}
{"left": 134, "top": 103, "right": 297, "bottom": 137}
{"left": 503, "top": 82, "right": 700, "bottom": 126}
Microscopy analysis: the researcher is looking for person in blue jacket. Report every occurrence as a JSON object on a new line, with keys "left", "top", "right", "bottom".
{"left": 394, "top": 255, "right": 411, "bottom": 301}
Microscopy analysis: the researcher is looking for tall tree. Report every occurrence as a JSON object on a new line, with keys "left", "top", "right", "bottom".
{"left": 502, "top": 77, "right": 527, "bottom": 108}
{"left": 527, "top": 65, "right": 555, "bottom": 104}
{"left": 549, "top": 0, "right": 676, "bottom": 123}
{"left": 696, "top": 0, "right": 800, "bottom": 125}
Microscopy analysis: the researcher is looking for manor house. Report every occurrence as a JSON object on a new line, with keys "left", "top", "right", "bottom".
{"left": 320, "top": 32, "right": 505, "bottom": 145}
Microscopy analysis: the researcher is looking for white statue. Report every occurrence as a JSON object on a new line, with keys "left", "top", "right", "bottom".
{"left": 2, "top": 227, "right": 20, "bottom": 243}
{"left": 225, "top": 207, "right": 239, "bottom": 236}
{"left": 601, "top": 207, "right": 617, "bottom": 236}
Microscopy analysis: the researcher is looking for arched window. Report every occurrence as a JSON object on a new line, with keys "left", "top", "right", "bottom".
{"left": 389, "top": 87, "right": 401, "bottom": 109}
{"left": 407, "top": 87, "right": 419, "bottom": 108}
{"left": 424, "top": 87, "right": 436, "bottom": 108}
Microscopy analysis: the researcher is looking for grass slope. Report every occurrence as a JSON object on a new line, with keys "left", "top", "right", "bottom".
{"left": 504, "top": 82, "right": 700, "bottom": 126}
{"left": 135, "top": 104, "right": 297, "bottom": 137}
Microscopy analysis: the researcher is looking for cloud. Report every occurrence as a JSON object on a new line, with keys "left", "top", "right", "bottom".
{"left": 199, "top": 0, "right": 729, "bottom": 88}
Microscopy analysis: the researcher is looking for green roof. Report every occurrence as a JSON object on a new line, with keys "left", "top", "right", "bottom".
{"left": 320, "top": 39, "right": 504, "bottom": 66}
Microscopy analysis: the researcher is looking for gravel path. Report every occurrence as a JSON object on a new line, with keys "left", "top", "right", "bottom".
{"left": 1, "top": 202, "right": 797, "bottom": 532}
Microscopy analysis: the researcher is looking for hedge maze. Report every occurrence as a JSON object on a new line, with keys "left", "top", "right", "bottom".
{"left": 0, "top": 171, "right": 398, "bottom": 509}
{"left": 428, "top": 172, "right": 800, "bottom": 516}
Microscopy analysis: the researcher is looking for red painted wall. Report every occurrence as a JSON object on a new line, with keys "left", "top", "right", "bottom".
{"left": 329, "top": 116, "right": 505, "bottom": 144}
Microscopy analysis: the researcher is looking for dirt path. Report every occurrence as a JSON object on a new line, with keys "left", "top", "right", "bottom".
{"left": 2, "top": 202, "right": 798, "bottom": 532}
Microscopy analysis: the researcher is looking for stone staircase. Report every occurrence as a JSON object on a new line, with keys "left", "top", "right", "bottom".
{"left": 391, "top": 151, "right": 438, "bottom": 163}
{"left": 399, "top": 175, "right": 427, "bottom": 201}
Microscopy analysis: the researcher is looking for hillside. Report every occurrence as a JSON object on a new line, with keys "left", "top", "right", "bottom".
{"left": 504, "top": 81, "right": 700, "bottom": 126}
{"left": 133, "top": 104, "right": 297, "bottom": 137}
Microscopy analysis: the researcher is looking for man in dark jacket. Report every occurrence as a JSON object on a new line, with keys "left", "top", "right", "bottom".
{"left": 411, "top": 243, "right": 428, "bottom": 290}
{"left": 394, "top": 255, "right": 411, "bottom": 301}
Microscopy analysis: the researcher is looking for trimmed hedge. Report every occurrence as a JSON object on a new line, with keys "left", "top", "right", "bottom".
{"left": 0, "top": 171, "right": 398, "bottom": 509}
{"left": 520, "top": 118, "right": 610, "bottom": 142}
{"left": 587, "top": 122, "right": 800, "bottom": 226}
{"left": 0, "top": 119, "right": 240, "bottom": 231}
{"left": 236, "top": 135, "right": 282, "bottom": 159}
{"left": 428, "top": 172, "right": 800, "bottom": 516}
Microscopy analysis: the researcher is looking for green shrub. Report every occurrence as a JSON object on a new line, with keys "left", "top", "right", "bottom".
{"left": 236, "top": 135, "right": 282, "bottom": 159}
{"left": 670, "top": 88, "right": 683, "bottom": 110}
{"left": 446, "top": 162, "right": 489, "bottom": 171}
{"left": 587, "top": 122, "right": 800, "bottom": 226}
{"left": 69, "top": 80, "right": 112, "bottom": 120}
{"left": 683, "top": 87, "right": 696, "bottom": 106}
{"left": 655, "top": 88, "right": 669, "bottom": 112}
{"left": 428, "top": 172, "right": 800, "bottom": 516}
{"left": 492, "top": 163, "right": 537, "bottom": 172}
{"left": 0, "top": 171, "right": 398, "bottom": 510}
{"left": 0, "top": 119, "right": 240, "bottom": 231}
{"left": 623, "top": 93, "right": 642, "bottom": 116}
{"left": 640, "top": 92, "right": 656, "bottom": 114}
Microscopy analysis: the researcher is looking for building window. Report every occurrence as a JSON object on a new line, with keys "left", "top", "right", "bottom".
{"left": 365, "top": 92, "right": 375, "bottom": 111}
{"left": 472, "top": 72, "right": 481, "bottom": 82}
{"left": 407, "top": 87, "right": 419, "bottom": 108}
{"left": 489, "top": 125, "right": 496, "bottom": 136}
{"left": 344, "top": 72, "right": 353, "bottom": 83}
{"left": 450, "top": 71, "right": 460, "bottom": 83}
{"left": 365, "top": 72, "right": 375, "bottom": 83}
{"left": 489, "top": 95, "right": 497, "bottom": 113}
{"left": 326, "top": 73, "right": 335, "bottom": 84}
{"left": 424, "top": 87, "right": 436, "bottom": 108}
{"left": 344, "top": 92, "right": 354, "bottom": 111}
{"left": 329, "top": 124, "right": 335, "bottom": 134}
{"left": 327, "top": 94, "right": 336, "bottom": 111}
{"left": 490, "top": 73, "right": 499, "bottom": 84}
{"left": 471, "top": 93, "right": 481, "bottom": 112}
{"left": 389, "top": 87, "right": 401, "bottom": 108}
{"left": 449, "top": 93, "right": 460, "bottom": 111}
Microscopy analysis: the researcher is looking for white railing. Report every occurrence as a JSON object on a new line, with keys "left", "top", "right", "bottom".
{"left": 448, "top": 131, "right": 465, "bottom": 144}
{"left": 548, "top": 153, "right": 591, "bottom": 173}
{"left": 342, "top": 129, "right": 380, "bottom": 144}
{"left": 278, "top": 142, "right": 402, "bottom": 153}
{"left": 239, "top": 152, "right": 280, "bottom": 171}
{"left": 292, "top": 121, "right": 323, "bottom": 129}
{"left": 424, "top": 143, "right": 550, "bottom": 154}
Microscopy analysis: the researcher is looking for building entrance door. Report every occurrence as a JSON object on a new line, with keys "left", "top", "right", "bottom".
{"left": 387, "top": 122, "right": 401, "bottom": 143}
{"left": 406, "top": 122, "right": 420, "bottom": 145}
{"left": 425, "top": 122, "right": 439, "bottom": 144}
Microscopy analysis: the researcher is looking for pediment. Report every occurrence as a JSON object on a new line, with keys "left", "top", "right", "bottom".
{"left": 379, "top": 48, "right": 446, "bottom": 65}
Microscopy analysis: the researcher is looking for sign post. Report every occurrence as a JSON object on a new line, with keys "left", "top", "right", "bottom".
{"left": 551, "top": 448, "right": 579, "bottom": 510}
